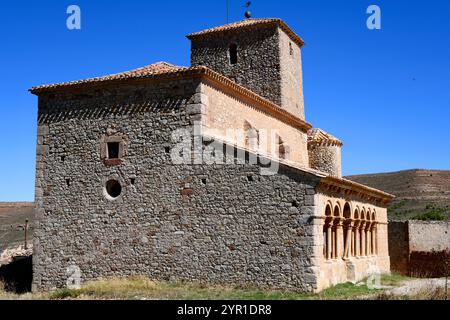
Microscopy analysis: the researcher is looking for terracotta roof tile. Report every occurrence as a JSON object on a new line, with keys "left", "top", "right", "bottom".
{"left": 29, "top": 63, "right": 313, "bottom": 132}
{"left": 187, "top": 18, "right": 304, "bottom": 47}
{"left": 308, "top": 128, "right": 343, "bottom": 147}
{"left": 30, "top": 62, "right": 187, "bottom": 92}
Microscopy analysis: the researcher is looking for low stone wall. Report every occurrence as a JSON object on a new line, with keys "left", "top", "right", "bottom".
{"left": 408, "top": 221, "right": 450, "bottom": 252}
{"left": 388, "top": 220, "right": 450, "bottom": 277}
{"left": 388, "top": 221, "right": 410, "bottom": 275}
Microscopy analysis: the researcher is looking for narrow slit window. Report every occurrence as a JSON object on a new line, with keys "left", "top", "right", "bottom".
{"left": 229, "top": 43, "right": 238, "bottom": 65}
{"left": 107, "top": 142, "right": 120, "bottom": 159}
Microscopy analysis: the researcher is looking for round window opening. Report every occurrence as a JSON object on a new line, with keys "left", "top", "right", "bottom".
{"left": 105, "top": 180, "right": 122, "bottom": 199}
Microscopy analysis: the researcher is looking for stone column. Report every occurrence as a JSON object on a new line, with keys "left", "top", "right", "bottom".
{"left": 360, "top": 222, "right": 366, "bottom": 257}
{"left": 372, "top": 224, "right": 377, "bottom": 255}
{"left": 335, "top": 219, "right": 344, "bottom": 259}
{"left": 326, "top": 224, "right": 332, "bottom": 260}
{"left": 354, "top": 221, "right": 360, "bottom": 257}
{"left": 344, "top": 223, "right": 352, "bottom": 259}
{"left": 366, "top": 223, "right": 372, "bottom": 256}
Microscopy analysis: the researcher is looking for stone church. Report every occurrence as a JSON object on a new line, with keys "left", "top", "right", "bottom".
{"left": 30, "top": 18, "right": 393, "bottom": 292}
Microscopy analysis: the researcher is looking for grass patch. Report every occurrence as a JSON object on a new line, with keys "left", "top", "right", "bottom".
{"left": 1, "top": 273, "right": 420, "bottom": 300}
{"left": 45, "top": 274, "right": 414, "bottom": 301}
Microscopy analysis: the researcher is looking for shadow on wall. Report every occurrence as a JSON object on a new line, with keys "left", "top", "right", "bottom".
{"left": 0, "top": 256, "right": 32, "bottom": 294}
{"left": 410, "top": 250, "right": 450, "bottom": 278}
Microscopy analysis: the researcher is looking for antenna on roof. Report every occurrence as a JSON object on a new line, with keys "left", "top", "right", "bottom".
{"left": 244, "top": 1, "right": 252, "bottom": 19}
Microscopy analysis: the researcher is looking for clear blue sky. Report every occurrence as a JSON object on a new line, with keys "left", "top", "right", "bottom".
{"left": 0, "top": 0, "right": 449, "bottom": 201}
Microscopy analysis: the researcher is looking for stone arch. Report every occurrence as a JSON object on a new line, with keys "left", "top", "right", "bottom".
{"left": 361, "top": 208, "right": 366, "bottom": 221}
{"left": 354, "top": 207, "right": 360, "bottom": 220}
{"left": 325, "top": 203, "right": 333, "bottom": 216}
{"left": 333, "top": 205, "right": 341, "bottom": 217}
{"left": 343, "top": 203, "right": 351, "bottom": 219}
{"left": 367, "top": 209, "right": 373, "bottom": 221}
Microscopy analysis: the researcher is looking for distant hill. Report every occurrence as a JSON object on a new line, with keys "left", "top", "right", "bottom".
{"left": 0, "top": 203, "right": 34, "bottom": 253}
{"left": 346, "top": 169, "right": 450, "bottom": 221}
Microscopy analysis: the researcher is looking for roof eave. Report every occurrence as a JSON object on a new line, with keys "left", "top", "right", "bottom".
{"left": 187, "top": 19, "right": 305, "bottom": 48}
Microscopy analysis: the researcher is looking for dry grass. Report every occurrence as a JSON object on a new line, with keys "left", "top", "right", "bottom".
{"left": 48, "top": 274, "right": 413, "bottom": 301}
{"left": 2, "top": 274, "right": 442, "bottom": 301}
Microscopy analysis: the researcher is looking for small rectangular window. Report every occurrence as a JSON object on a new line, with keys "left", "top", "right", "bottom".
{"left": 229, "top": 43, "right": 238, "bottom": 65}
{"left": 107, "top": 142, "right": 120, "bottom": 159}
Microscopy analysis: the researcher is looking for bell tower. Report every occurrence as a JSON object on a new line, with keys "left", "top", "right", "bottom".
{"left": 187, "top": 18, "right": 305, "bottom": 120}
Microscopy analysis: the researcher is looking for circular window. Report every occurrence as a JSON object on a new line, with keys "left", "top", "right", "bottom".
{"left": 105, "top": 180, "right": 122, "bottom": 200}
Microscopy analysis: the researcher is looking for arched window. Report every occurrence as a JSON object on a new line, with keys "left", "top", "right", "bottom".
{"left": 229, "top": 43, "right": 238, "bottom": 65}
{"left": 289, "top": 42, "right": 294, "bottom": 56}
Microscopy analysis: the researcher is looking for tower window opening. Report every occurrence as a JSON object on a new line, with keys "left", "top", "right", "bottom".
{"left": 107, "top": 142, "right": 120, "bottom": 159}
{"left": 289, "top": 43, "right": 294, "bottom": 56}
{"left": 229, "top": 43, "right": 238, "bottom": 65}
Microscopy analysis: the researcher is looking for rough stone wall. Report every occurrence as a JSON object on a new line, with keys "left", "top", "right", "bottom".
{"left": 278, "top": 29, "right": 304, "bottom": 119}
{"left": 190, "top": 26, "right": 304, "bottom": 119}
{"left": 201, "top": 81, "right": 309, "bottom": 167}
{"left": 388, "top": 221, "right": 410, "bottom": 275}
{"left": 410, "top": 251, "right": 449, "bottom": 278}
{"left": 33, "top": 78, "right": 322, "bottom": 292}
{"left": 308, "top": 144, "right": 342, "bottom": 178}
{"left": 408, "top": 221, "right": 450, "bottom": 252}
{"left": 388, "top": 221, "right": 450, "bottom": 276}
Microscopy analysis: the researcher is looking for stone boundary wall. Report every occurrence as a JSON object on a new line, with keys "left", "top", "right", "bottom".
{"left": 408, "top": 221, "right": 450, "bottom": 252}
{"left": 388, "top": 220, "right": 450, "bottom": 277}
{"left": 388, "top": 221, "right": 410, "bottom": 275}
{"left": 410, "top": 250, "right": 450, "bottom": 278}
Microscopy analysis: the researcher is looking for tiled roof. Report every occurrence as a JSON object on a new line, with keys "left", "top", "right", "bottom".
{"left": 30, "top": 62, "right": 187, "bottom": 92}
{"left": 187, "top": 18, "right": 304, "bottom": 47}
{"left": 308, "top": 128, "right": 343, "bottom": 147}
{"left": 29, "top": 62, "right": 313, "bottom": 132}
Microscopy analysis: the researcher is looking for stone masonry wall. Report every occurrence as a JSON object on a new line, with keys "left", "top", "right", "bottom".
{"left": 191, "top": 25, "right": 281, "bottom": 106}
{"left": 388, "top": 221, "right": 450, "bottom": 276}
{"left": 388, "top": 221, "right": 410, "bottom": 275}
{"left": 33, "top": 78, "right": 322, "bottom": 292}
{"left": 308, "top": 144, "right": 342, "bottom": 178}
{"left": 279, "top": 28, "right": 304, "bottom": 119}
{"left": 408, "top": 221, "right": 450, "bottom": 252}
{"left": 191, "top": 25, "right": 304, "bottom": 119}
